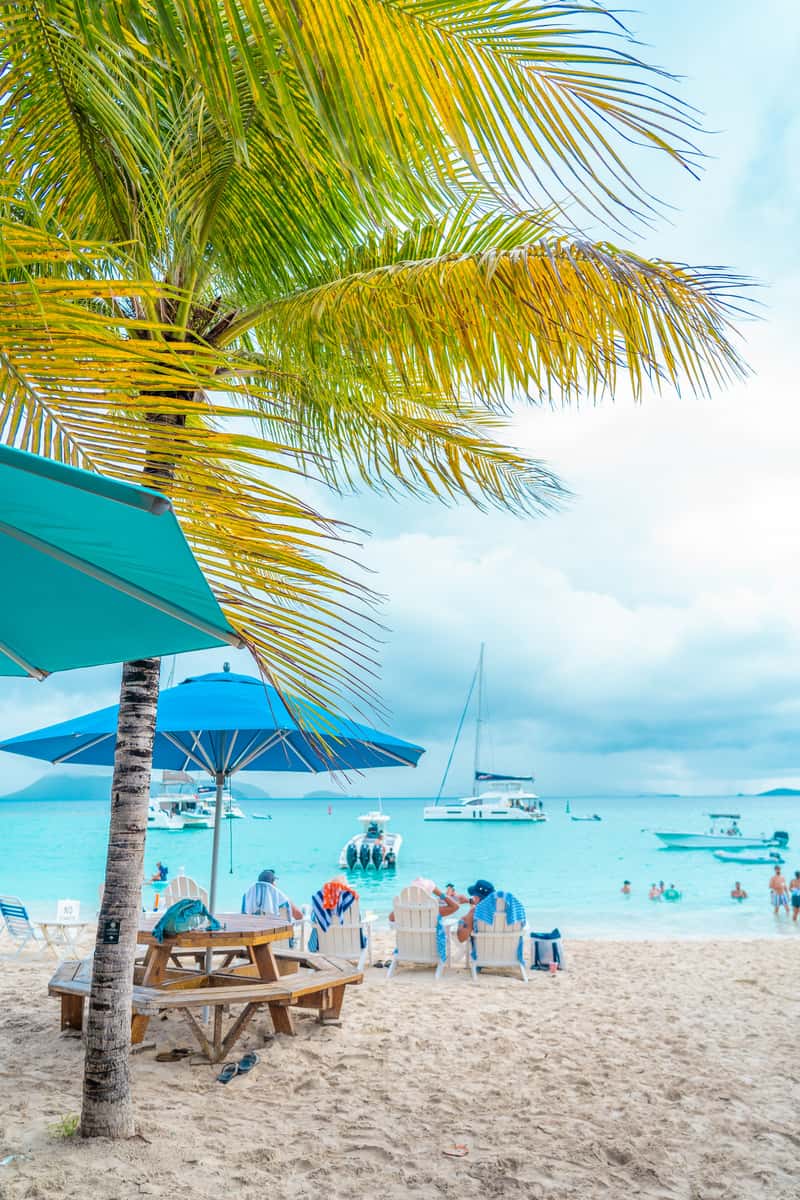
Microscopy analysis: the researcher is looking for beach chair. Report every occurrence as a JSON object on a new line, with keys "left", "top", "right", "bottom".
{"left": 308, "top": 891, "right": 372, "bottom": 970}
{"left": 0, "top": 895, "right": 46, "bottom": 956}
{"left": 386, "top": 885, "right": 447, "bottom": 980}
{"left": 465, "top": 892, "right": 528, "bottom": 982}
{"left": 158, "top": 875, "right": 208, "bottom": 910}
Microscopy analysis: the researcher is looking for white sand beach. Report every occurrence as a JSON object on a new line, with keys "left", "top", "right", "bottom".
{"left": 0, "top": 935, "right": 796, "bottom": 1200}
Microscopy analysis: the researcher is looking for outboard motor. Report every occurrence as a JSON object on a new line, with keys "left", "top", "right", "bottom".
{"left": 772, "top": 830, "right": 789, "bottom": 847}
{"left": 359, "top": 840, "right": 371, "bottom": 868}
{"left": 372, "top": 842, "right": 384, "bottom": 869}
{"left": 346, "top": 842, "right": 358, "bottom": 870}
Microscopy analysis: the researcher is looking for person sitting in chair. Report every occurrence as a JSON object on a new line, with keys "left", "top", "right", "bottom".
{"left": 241, "top": 868, "right": 303, "bottom": 921}
{"left": 455, "top": 879, "right": 496, "bottom": 942}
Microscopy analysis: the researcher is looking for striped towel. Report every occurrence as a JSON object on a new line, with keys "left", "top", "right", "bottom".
{"left": 308, "top": 887, "right": 364, "bottom": 952}
{"left": 472, "top": 890, "right": 526, "bottom": 963}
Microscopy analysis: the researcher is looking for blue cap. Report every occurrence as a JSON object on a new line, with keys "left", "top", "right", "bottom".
{"left": 467, "top": 879, "right": 495, "bottom": 899}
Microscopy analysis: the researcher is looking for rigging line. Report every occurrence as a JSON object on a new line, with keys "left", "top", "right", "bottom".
{"left": 435, "top": 658, "right": 480, "bottom": 804}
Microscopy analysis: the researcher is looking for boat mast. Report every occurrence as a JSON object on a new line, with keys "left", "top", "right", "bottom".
{"left": 473, "top": 643, "right": 485, "bottom": 796}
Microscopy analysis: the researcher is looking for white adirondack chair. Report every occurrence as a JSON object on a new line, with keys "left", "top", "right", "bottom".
{"left": 0, "top": 895, "right": 46, "bottom": 956}
{"left": 310, "top": 899, "right": 372, "bottom": 970}
{"left": 386, "top": 885, "right": 446, "bottom": 980}
{"left": 158, "top": 875, "right": 209, "bottom": 909}
{"left": 466, "top": 894, "right": 528, "bottom": 982}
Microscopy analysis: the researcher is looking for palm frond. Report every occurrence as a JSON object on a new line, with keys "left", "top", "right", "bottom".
{"left": 240, "top": 231, "right": 748, "bottom": 408}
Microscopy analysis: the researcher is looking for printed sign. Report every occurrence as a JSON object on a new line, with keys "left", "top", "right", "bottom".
{"left": 102, "top": 919, "right": 121, "bottom": 944}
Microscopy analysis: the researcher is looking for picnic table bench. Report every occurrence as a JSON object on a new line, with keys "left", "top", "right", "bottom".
{"left": 49, "top": 950, "right": 362, "bottom": 1062}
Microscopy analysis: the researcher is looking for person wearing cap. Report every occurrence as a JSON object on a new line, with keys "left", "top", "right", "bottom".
{"left": 455, "top": 879, "right": 496, "bottom": 942}
{"left": 255, "top": 868, "right": 303, "bottom": 921}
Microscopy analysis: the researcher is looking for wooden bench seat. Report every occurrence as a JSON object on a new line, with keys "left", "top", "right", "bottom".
{"left": 48, "top": 956, "right": 362, "bottom": 1061}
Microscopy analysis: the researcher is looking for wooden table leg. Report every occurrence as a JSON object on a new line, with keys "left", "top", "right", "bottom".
{"left": 132, "top": 944, "right": 171, "bottom": 1044}
{"left": 252, "top": 942, "right": 295, "bottom": 1035}
{"left": 319, "top": 984, "right": 345, "bottom": 1024}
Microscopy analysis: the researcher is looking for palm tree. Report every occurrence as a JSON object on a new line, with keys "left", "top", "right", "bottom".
{"left": 0, "top": 1, "right": 745, "bottom": 1138}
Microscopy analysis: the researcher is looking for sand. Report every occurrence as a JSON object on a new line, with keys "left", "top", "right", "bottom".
{"left": 0, "top": 932, "right": 796, "bottom": 1200}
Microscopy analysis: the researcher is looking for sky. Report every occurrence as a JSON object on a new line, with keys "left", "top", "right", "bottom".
{"left": 2, "top": 0, "right": 800, "bottom": 798}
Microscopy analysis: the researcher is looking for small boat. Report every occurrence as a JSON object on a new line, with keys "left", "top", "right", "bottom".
{"left": 571, "top": 814, "right": 602, "bottom": 822}
{"left": 197, "top": 783, "right": 246, "bottom": 819}
{"left": 251, "top": 813, "right": 272, "bottom": 821}
{"left": 339, "top": 811, "right": 401, "bottom": 869}
{"left": 151, "top": 772, "right": 214, "bottom": 829}
{"left": 424, "top": 645, "right": 546, "bottom": 823}
{"left": 713, "top": 849, "right": 785, "bottom": 865}
{"left": 147, "top": 801, "right": 185, "bottom": 832}
{"left": 653, "top": 813, "right": 789, "bottom": 851}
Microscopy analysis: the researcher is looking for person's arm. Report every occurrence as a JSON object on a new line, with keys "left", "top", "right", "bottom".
{"left": 456, "top": 907, "right": 475, "bottom": 943}
{"left": 290, "top": 903, "right": 304, "bottom": 921}
{"left": 438, "top": 896, "right": 460, "bottom": 918}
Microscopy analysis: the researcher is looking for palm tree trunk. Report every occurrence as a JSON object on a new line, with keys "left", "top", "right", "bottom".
{"left": 80, "top": 656, "right": 160, "bottom": 1139}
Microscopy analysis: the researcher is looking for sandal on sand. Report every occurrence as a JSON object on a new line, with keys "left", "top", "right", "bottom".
{"left": 237, "top": 1052, "right": 259, "bottom": 1074}
{"left": 155, "top": 1048, "right": 191, "bottom": 1062}
{"left": 216, "top": 1062, "right": 240, "bottom": 1084}
{"left": 442, "top": 1145, "right": 469, "bottom": 1158}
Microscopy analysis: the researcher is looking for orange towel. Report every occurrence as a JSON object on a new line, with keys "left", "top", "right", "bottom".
{"left": 322, "top": 880, "right": 358, "bottom": 910}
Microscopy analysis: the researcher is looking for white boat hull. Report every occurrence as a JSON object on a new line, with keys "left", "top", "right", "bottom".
{"left": 713, "top": 850, "right": 784, "bottom": 864}
{"left": 655, "top": 832, "right": 781, "bottom": 850}
{"left": 147, "top": 807, "right": 185, "bottom": 832}
{"left": 424, "top": 805, "right": 545, "bottom": 821}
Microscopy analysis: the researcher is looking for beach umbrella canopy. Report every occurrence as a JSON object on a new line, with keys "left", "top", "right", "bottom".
{"left": 0, "top": 665, "right": 425, "bottom": 908}
{"left": 0, "top": 443, "right": 241, "bottom": 678}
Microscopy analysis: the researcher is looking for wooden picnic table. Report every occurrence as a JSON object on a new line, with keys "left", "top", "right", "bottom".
{"left": 134, "top": 912, "right": 295, "bottom": 1040}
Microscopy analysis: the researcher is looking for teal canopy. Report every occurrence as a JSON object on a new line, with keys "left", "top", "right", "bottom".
{"left": 0, "top": 444, "right": 241, "bottom": 677}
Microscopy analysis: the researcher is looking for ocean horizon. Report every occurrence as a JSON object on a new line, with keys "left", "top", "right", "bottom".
{"left": 3, "top": 792, "right": 797, "bottom": 939}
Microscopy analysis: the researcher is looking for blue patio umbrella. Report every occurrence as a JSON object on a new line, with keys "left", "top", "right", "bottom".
{"left": 0, "top": 443, "right": 241, "bottom": 676}
{"left": 0, "top": 664, "right": 425, "bottom": 909}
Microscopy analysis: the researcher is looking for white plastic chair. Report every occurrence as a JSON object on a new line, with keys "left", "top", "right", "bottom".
{"left": 158, "top": 875, "right": 208, "bottom": 910}
{"left": 465, "top": 894, "right": 528, "bottom": 982}
{"left": 386, "top": 885, "right": 446, "bottom": 980}
{"left": 310, "top": 899, "right": 372, "bottom": 970}
{"left": 57, "top": 899, "right": 81, "bottom": 923}
{"left": 0, "top": 895, "right": 46, "bottom": 956}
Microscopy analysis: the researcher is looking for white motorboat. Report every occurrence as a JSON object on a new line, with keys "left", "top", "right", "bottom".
{"left": 147, "top": 800, "right": 185, "bottom": 832}
{"left": 424, "top": 644, "right": 546, "bottom": 823}
{"left": 571, "top": 814, "right": 602, "bottom": 822}
{"left": 654, "top": 812, "right": 789, "bottom": 851}
{"left": 151, "top": 771, "right": 214, "bottom": 829}
{"left": 339, "top": 811, "right": 401, "bottom": 869}
{"left": 197, "top": 783, "right": 246, "bottom": 819}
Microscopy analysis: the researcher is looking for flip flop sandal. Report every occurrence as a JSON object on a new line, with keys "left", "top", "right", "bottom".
{"left": 373, "top": 961, "right": 386, "bottom": 968}
{"left": 237, "top": 1052, "right": 259, "bottom": 1074}
{"left": 216, "top": 1061, "right": 240, "bottom": 1084}
{"left": 442, "top": 1145, "right": 469, "bottom": 1158}
{"left": 155, "top": 1048, "right": 191, "bottom": 1062}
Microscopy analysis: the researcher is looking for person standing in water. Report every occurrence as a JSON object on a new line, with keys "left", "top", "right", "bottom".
{"left": 769, "top": 866, "right": 790, "bottom": 915}
{"left": 789, "top": 870, "right": 800, "bottom": 922}
{"left": 621, "top": 881, "right": 631, "bottom": 895}
{"left": 731, "top": 882, "right": 748, "bottom": 900}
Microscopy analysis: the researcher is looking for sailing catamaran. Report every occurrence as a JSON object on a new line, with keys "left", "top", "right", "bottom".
{"left": 423, "top": 645, "right": 546, "bottom": 822}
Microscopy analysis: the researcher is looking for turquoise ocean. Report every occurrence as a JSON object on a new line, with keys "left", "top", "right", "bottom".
{"left": 3, "top": 793, "right": 798, "bottom": 938}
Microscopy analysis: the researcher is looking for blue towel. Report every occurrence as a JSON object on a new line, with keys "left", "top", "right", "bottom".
{"left": 471, "top": 890, "right": 526, "bottom": 963}
{"left": 241, "top": 882, "right": 295, "bottom": 948}
{"left": 436, "top": 915, "right": 447, "bottom": 964}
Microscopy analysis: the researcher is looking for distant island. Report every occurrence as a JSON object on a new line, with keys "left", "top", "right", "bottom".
{"left": 757, "top": 788, "right": 800, "bottom": 797}
{"left": 0, "top": 772, "right": 270, "bottom": 803}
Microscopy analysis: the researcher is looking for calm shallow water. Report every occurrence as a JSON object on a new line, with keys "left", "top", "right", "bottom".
{"left": 2, "top": 793, "right": 798, "bottom": 938}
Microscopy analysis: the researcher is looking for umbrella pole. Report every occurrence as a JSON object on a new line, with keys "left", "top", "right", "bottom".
{"left": 205, "top": 771, "right": 226, "bottom": 993}
{"left": 208, "top": 770, "right": 225, "bottom": 915}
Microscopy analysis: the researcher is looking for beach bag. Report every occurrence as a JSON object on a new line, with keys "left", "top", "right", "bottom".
{"left": 152, "top": 899, "right": 222, "bottom": 943}
{"left": 530, "top": 928, "right": 565, "bottom": 971}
